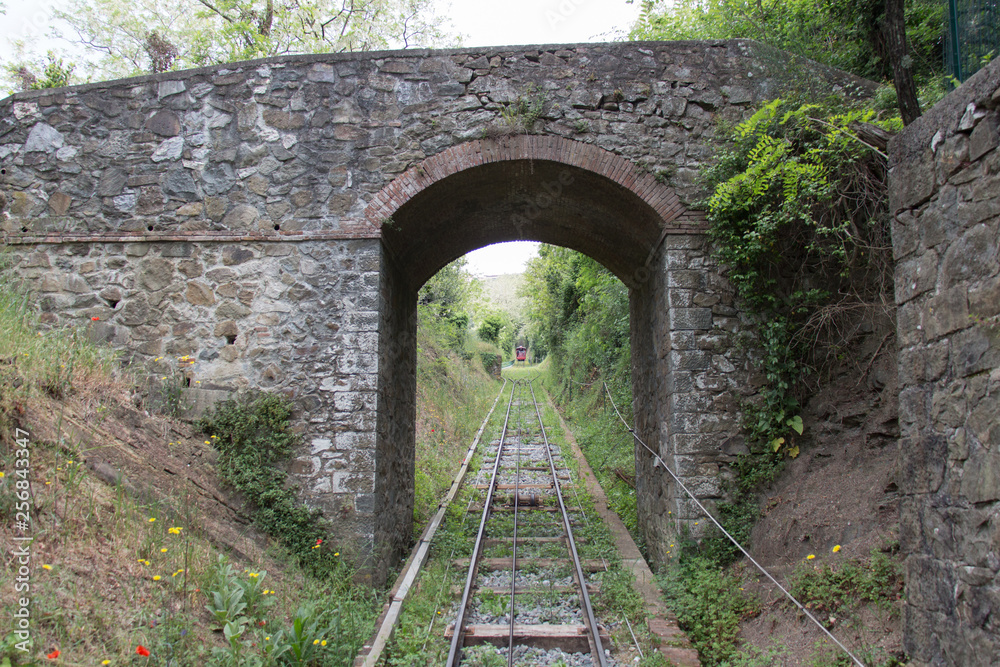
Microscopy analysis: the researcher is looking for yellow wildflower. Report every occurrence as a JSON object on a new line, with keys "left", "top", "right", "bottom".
{"left": 42, "top": 564, "right": 52, "bottom": 570}
{"left": 832, "top": 545, "right": 841, "bottom": 553}
{"left": 153, "top": 575, "right": 161, "bottom": 581}
{"left": 806, "top": 554, "right": 816, "bottom": 560}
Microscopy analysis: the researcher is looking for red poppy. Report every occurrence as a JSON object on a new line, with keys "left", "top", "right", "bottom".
{"left": 46, "top": 649, "right": 60, "bottom": 659}
{"left": 91, "top": 316, "right": 100, "bottom": 321}
{"left": 136, "top": 645, "right": 150, "bottom": 657}
{"left": 315, "top": 538, "right": 323, "bottom": 545}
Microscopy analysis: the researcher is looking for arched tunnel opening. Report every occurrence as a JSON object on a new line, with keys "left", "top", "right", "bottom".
{"left": 368, "top": 155, "right": 677, "bottom": 577}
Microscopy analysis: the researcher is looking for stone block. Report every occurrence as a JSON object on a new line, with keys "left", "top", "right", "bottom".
{"left": 895, "top": 250, "right": 938, "bottom": 304}
{"left": 670, "top": 350, "right": 710, "bottom": 371}
{"left": 23, "top": 122, "right": 64, "bottom": 153}
{"left": 950, "top": 325, "right": 1000, "bottom": 378}
{"left": 905, "top": 554, "right": 956, "bottom": 614}
{"left": 669, "top": 307, "right": 712, "bottom": 330}
{"left": 969, "top": 111, "right": 999, "bottom": 161}
{"left": 940, "top": 224, "right": 999, "bottom": 290}
{"left": 667, "top": 269, "right": 706, "bottom": 289}
{"left": 900, "top": 434, "right": 946, "bottom": 494}
{"left": 890, "top": 148, "right": 937, "bottom": 211}
{"left": 923, "top": 285, "right": 969, "bottom": 341}
{"left": 137, "top": 258, "right": 175, "bottom": 292}
{"left": 145, "top": 110, "right": 181, "bottom": 137}
{"left": 96, "top": 167, "right": 128, "bottom": 197}
{"left": 898, "top": 340, "right": 949, "bottom": 385}
{"left": 961, "top": 443, "right": 1000, "bottom": 502}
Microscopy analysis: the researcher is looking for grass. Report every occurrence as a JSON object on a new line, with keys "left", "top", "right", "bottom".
{"left": 413, "top": 310, "right": 503, "bottom": 530}
{"left": 0, "top": 268, "right": 125, "bottom": 432}
{"left": 0, "top": 432, "right": 379, "bottom": 664}
{"left": 790, "top": 546, "right": 904, "bottom": 618}
{"left": 657, "top": 556, "right": 758, "bottom": 666}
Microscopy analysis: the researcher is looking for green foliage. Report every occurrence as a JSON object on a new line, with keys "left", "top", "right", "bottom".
{"left": 485, "top": 83, "right": 547, "bottom": 136}
{"left": 477, "top": 311, "right": 505, "bottom": 346}
{"left": 659, "top": 556, "right": 755, "bottom": 665}
{"left": 520, "top": 246, "right": 637, "bottom": 534}
{"left": 0, "top": 0, "right": 455, "bottom": 86}
{"left": 790, "top": 548, "right": 904, "bottom": 616}
{"left": 691, "top": 97, "right": 897, "bottom": 566}
{"left": 3, "top": 51, "right": 77, "bottom": 91}
{"left": 198, "top": 392, "right": 343, "bottom": 575}
{"left": 631, "top": 0, "right": 944, "bottom": 88}
{"left": 522, "top": 246, "right": 630, "bottom": 390}
{"left": 201, "top": 554, "right": 377, "bottom": 667}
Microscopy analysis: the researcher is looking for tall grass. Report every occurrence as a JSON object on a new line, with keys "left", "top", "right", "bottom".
{"left": 0, "top": 266, "right": 123, "bottom": 428}
{"left": 413, "top": 307, "right": 502, "bottom": 528}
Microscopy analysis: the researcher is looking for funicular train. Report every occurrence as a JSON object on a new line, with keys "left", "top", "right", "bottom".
{"left": 515, "top": 346, "right": 527, "bottom": 363}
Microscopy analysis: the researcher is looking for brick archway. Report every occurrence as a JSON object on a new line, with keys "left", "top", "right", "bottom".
{"left": 365, "top": 135, "right": 705, "bottom": 287}
{"left": 368, "top": 136, "right": 721, "bottom": 577}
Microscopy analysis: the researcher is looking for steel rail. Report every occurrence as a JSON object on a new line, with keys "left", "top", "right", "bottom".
{"left": 527, "top": 381, "right": 609, "bottom": 667}
{"left": 446, "top": 380, "right": 518, "bottom": 667}
{"left": 508, "top": 381, "right": 522, "bottom": 666}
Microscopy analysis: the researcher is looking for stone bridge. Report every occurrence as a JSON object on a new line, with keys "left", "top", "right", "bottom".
{"left": 0, "top": 39, "right": 873, "bottom": 580}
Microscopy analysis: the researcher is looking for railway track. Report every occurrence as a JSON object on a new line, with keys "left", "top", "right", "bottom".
{"left": 445, "top": 379, "right": 612, "bottom": 667}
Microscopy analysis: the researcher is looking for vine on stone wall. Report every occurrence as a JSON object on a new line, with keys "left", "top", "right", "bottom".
{"left": 702, "top": 97, "right": 899, "bottom": 563}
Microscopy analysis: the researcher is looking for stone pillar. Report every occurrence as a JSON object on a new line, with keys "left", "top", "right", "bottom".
{"left": 889, "top": 58, "right": 1000, "bottom": 665}
{"left": 631, "top": 250, "right": 670, "bottom": 563}
{"left": 372, "top": 247, "right": 417, "bottom": 582}
{"left": 633, "top": 234, "right": 744, "bottom": 564}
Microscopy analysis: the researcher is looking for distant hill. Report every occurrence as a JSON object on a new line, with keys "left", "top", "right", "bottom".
{"left": 480, "top": 273, "right": 529, "bottom": 320}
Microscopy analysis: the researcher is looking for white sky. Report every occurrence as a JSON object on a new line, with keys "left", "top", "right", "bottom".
{"left": 0, "top": 0, "right": 643, "bottom": 275}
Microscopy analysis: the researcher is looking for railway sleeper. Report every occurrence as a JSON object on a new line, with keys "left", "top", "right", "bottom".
{"left": 455, "top": 557, "right": 607, "bottom": 571}
{"left": 445, "top": 623, "right": 610, "bottom": 653}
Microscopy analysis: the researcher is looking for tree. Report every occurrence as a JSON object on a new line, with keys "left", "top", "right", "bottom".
{"left": 477, "top": 312, "right": 506, "bottom": 347}
{"left": 631, "top": 0, "right": 941, "bottom": 122}
{"left": 883, "top": 0, "right": 922, "bottom": 124}
{"left": 49, "top": 0, "right": 456, "bottom": 80}
{"left": 3, "top": 50, "right": 77, "bottom": 92}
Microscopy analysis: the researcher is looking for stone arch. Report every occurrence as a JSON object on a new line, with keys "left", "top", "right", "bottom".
{"left": 368, "top": 137, "right": 720, "bottom": 577}
{"left": 364, "top": 135, "right": 701, "bottom": 286}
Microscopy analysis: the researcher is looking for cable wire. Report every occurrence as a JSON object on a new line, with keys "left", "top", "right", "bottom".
{"left": 600, "top": 382, "right": 867, "bottom": 667}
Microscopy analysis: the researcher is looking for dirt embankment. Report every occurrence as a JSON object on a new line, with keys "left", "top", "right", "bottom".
{"left": 16, "top": 393, "right": 271, "bottom": 562}
{"left": 738, "top": 331, "right": 904, "bottom": 663}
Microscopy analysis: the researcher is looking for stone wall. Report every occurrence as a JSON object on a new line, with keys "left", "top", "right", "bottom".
{"left": 889, "top": 57, "right": 1000, "bottom": 664}
{"left": 0, "top": 40, "right": 873, "bottom": 569}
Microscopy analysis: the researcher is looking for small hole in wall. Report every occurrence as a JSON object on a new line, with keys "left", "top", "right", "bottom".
{"left": 147, "top": 225, "right": 154, "bottom": 232}
{"left": 21, "top": 227, "right": 28, "bottom": 233}
{"left": 225, "top": 334, "right": 237, "bottom": 345}
{"left": 273, "top": 224, "right": 280, "bottom": 231}
{"left": 184, "top": 376, "right": 191, "bottom": 388}
{"left": 105, "top": 298, "right": 119, "bottom": 309}
{"left": 1, "top": 168, "right": 6, "bottom": 175}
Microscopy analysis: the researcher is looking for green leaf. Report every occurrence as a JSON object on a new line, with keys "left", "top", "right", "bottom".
{"left": 787, "top": 415, "right": 804, "bottom": 435}
{"left": 771, "top": 437, "right": 785, "bottom": 452}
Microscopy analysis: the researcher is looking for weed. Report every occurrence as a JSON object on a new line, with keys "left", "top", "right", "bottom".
{"left": 483, "top": 84, "right": 546, "bottom": 137}
{"left": 198, "top": 391, "right": 345, "bottom": 575}
{"left": 658, "top": 556, "right": 756, "bottom": 665}
{"left": 790, "top": 548, "right": 903, "bottom": 617}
